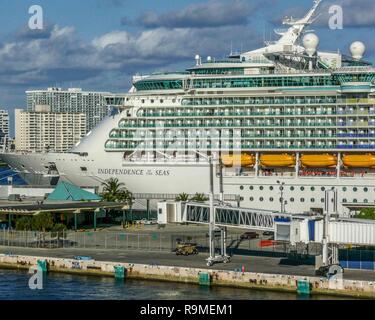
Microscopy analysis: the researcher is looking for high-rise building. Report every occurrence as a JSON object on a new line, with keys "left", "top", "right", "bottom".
{"left": 0, "top": 110, "right": 9, "bottom": 150}
{"left": 26, "top": 88, "right": 111, "bottom": 132}
{"left": 15, "top": 106, "right": 86, "bottom": 153}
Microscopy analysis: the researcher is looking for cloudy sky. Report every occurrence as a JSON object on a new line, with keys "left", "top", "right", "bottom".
{"left": 0, "top": 0, "right": 375, "bottom": 127}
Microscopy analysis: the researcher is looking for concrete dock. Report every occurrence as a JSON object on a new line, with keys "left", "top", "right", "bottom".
{"left": 1, "top": 251, "right": 374, "bottom": 298}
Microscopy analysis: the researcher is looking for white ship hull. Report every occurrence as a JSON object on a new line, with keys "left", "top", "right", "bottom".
{"left": 2, "top": 150, "right": 374, "bottom": 216}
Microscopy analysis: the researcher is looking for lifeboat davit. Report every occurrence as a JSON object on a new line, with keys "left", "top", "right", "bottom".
{"left": 343, "top": 154, "right": 375, "bottom": 168}
{"left": 260, "top": 154, "right": 296, "bottom": 167}
{"left": 221, "top": 153, "right": 255, "bottom": 167}
{"left": 301, "top": 154, "right": 338, "bottom": 168}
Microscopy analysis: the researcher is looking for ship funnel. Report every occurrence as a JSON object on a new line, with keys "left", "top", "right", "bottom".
{"left": 350, "top": 41, "right": 366, "bottom": 60}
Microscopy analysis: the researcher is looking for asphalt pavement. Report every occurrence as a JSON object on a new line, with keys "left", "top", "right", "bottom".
{"left": 1, "top": 246, "right": 375, "bottom": 282}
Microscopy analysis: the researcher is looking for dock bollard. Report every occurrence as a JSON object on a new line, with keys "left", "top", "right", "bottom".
{"left": 37, "top": 260, "right": 48, "bottom": 273}
{"left": 297, "top": 279, "right": 311, "bottom": 295}
{"left": 114, "top": 265, "right": 126, "bottom": 280}
{"left": 198, "top": 272, "right": 212, "bottom": 286}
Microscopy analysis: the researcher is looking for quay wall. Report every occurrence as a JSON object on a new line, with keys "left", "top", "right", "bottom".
{"left": 0, "top": 254, "right": 374, "bottom": 298}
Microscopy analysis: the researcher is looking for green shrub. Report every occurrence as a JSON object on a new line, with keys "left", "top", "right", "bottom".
{"left": 15, "top": 217, "right": 32, "bottom": 231}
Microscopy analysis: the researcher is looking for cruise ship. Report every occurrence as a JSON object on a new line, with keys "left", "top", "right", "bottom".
{"left": 3, "top": 0, "right": 375, "bottom": 216}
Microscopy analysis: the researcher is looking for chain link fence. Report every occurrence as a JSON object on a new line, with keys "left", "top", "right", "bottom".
{"left": 0, "top": 229, "right": 322, "bottom": 258}
{"left": 0, "top": 229, "right": 169, "bottom": 252}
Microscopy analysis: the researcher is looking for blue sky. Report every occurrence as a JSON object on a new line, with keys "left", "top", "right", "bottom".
{"left": 1, "top": 0, "right": 375, "bottom": 132}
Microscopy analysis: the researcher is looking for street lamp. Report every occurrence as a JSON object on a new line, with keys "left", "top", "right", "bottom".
{"left": 277, "top": 180, "right": 286, "bottom": 213}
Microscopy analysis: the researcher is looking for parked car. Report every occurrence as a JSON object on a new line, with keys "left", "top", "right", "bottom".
{"left": 145, "top": 220, "right": 158, "bottom": 225}
{"left": 138, "top": 219, "right": 156, "bottom": 225}
{"left": 263, "top": 231, "right": 274, "bottom": 237}
{"left": 240, "top": 232, "right": 259, "bottom": 240}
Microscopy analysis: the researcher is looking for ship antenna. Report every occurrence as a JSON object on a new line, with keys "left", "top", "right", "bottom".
{"left": 276, "top": 0, "right": 323, "bottom": 46}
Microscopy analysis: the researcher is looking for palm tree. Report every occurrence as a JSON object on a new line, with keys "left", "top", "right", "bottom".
{"left": 118, "top": 188, "right": 134, "bottom": 206}
{"left": 102, "top": 178, "right": 129, "bottom": 202}
{"left": 176, "top": 193, "right": 190, "bottom": 202}
{"left": 191, "top": 193, "right": 209, "bottom": 202}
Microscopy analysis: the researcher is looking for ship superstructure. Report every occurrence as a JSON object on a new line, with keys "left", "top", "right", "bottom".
{"left": 3, "top": 0, "right": 375, "bottom": 216}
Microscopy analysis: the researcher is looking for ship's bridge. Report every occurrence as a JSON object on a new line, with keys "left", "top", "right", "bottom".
{"left": 186, "top": 58, "right": 275, "bottom": 76}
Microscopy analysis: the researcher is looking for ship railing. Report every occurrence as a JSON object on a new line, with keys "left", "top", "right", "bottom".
{"left": 132, "top": 193, "right": 239, "bottom": 201}
{"left": 124, "top": 157, "right": 202, "bottom": 163}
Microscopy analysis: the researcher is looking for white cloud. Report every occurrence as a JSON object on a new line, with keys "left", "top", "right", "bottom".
{"left": 92, "top": 30, "right": 131, "bottom": 49}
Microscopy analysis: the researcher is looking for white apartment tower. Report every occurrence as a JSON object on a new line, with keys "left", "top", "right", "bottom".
{"left": 15, "top": 106, "right": 86, "bottom": 153}
{"left": 26, "top": 88, "right": 111, "bottom": 132}
{"left": 0, "top": 109, "right": 10, "bottom": 150}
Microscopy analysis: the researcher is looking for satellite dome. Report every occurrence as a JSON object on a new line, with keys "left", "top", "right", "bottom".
{"left": 350, "top": 41, "right": 366, "bottom": 60}
{"left": 303, "top": 33, "right": 319, "bottom": 56}
{"left": 207, "top": 56, "right": 212, "bottom": 62}
{"left": 195, "top": 54, "right": 201, "bottom": 66}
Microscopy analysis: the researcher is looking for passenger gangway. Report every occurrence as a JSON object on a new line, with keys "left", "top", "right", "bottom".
{"left": 184, "top": 202, "right": 290, "bottom": 232}
{"left": 181, "top": 202, "right": 375, "bottom": 247}
{"left": 315, "top": 219, "right": 375, "bottom": 246}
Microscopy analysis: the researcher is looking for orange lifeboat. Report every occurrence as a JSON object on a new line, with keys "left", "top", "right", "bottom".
{"left": 343, "top": 154, "right": 375, "bottom": 168}
{"left": 301, "top": 154, "right": 338, "bottom": 168}
{"left": 221, "top": 153, "right": 255, "bottom": 168}
{"left": 260, "top": 154, "right": 296, "bottom": 167}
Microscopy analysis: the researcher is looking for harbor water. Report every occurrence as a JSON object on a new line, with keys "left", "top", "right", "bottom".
{"left": 0, "top": 269, "right": 344, "bottom": 300}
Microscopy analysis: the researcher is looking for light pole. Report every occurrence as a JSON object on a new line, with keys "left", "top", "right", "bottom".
{"left": 208, "top": 156, "right": 215, "bottom": 261}
{"left": 277, "top": 180, "right": 286, "bottom": 213}
{"left": 206, "top": 154, "right": 230, "bottom": 267}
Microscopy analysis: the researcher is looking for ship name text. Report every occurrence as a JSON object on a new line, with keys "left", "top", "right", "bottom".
{"left": 98, "top": 168, "right": 170, "bottom": 176}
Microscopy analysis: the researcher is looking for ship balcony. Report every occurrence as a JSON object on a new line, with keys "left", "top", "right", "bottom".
{"left": 138, "top": 110, "right": 375, "bottom": 118}
{"left": 119, "top": 122, "right": 349, "bottom": 129}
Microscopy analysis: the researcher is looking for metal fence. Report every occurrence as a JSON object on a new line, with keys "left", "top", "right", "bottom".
{"left": 0, "top": 229, "right": 170, "bottom": 252}
{"left": 0, "top": 229, "right": 320, "bottom": 257}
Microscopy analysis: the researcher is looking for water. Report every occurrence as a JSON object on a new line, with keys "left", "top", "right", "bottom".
{"left": 0, "top": 269, "right": 341, "bottom": 300}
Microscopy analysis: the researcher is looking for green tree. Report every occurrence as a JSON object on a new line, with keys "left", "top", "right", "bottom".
{"left": 355, "top": 208, "right": 375, "bottom": 220}
{"left": 191, "top": 193, "right": 209, "bottom": 202}
{"left": 101, "top": 178, "right": 131, "bottom": 202}
{"left": 32, "top": 212, "right": 54, "bottom": 232}
{"left": 176, "top": 193, "right": 190, "bottom": 202}
{"left": 51, "top": 223, "right": 68, "bottom": 240}
{"left": 15, "top": 216, "right": 32, "bottom": 231}
{"left": 118, "top": 189, "right": 134, "bottom": 206}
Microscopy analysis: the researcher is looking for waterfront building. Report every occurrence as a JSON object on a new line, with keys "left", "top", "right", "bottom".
{"left": 0, "top": 110, "right": 9, "bottom": 150}
{"left": 15, "top": 105, "right": 86, "bottom": 153}
{"left": 26, "top": 87, "right": 111, "bottom": 132}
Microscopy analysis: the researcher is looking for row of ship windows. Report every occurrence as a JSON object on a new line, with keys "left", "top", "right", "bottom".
{"left": 181, "top": 96, "right": 373, "bottom": 106}
{"left": 138, "top": 109, "right": 375, "bottom": 118}
{"left": 245, "top": 197, "right": 371, "bottom": 203}
{"left": 134, "top": 75, "right": 374, "bottom": 91}
{"left": 239, "top": 186, "right": 371, "bottom": 192}
{"left": 118, "top": 120, "right": 375, "bottom": 128}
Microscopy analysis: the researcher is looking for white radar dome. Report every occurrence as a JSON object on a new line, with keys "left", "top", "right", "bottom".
{"left": 207, "top": 56, "right": 212, "bottom": 62}
{"left": 303, "top": 33, "right": 319, "bottom": 56}
{"left": 350, "top": 41, "right": 366, "bottom": 60}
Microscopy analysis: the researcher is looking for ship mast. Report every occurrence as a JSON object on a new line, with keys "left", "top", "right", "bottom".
{"left": 276, "top": 0, "right": 322, "bottom": 46}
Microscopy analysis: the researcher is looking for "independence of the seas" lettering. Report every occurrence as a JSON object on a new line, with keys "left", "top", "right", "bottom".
{"left": 98, "top": 168, "right": 170, "bottom": 176}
